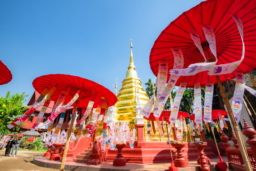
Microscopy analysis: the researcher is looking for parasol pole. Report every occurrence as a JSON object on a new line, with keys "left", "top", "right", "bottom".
{"left": 60, "top": 103, "right": 78, "bottom": 171}
{"left": 250, "top": 73, "right": 256, "bottom": 88}
{"left": 166, "top": 121, "right": 177, "bottom": 171}
{"left": 216, "top": 76, "right": 252, "bottom": 171}
{"left": 210, "top": 126, "right": 224, "bottom": 162}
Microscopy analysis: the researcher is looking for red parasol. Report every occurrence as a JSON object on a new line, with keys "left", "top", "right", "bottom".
{"left": 0, "top": 60, "right": 12, "bottom": 85}
{"left": 33, "top": 74, "right": 117, "bottom": 171}
{"left": 16, "top": 134, "right": 23, "bottom": 137}
{"left": 149, "top": 0, "right": 256, "bottom": 87}
{"left": 144, "top": 110, "right": 189, "bottom": 121}
{"left": 212, "top": 109, "right": 228, "bottom": 120}
{"left": 149, "top": 0, "right": 256, "bottom": 169}
{"left": 190, "top": 110, "right": 228, "bottom": 121}
{"left": 7, "top": 134, "right": 14, "bottom": 137}
{"left": 32, "top": 74, "right": 117, "bottom": 107}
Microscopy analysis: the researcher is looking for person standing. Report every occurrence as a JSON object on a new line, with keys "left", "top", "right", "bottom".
{"left": 10, "top": 137, "right": 21, "bottom": 157}
{"left": 5, "top": 137, "right": 14, "bottom": 156}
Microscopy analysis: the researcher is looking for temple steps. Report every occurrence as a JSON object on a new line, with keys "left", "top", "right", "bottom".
{"left": 73, "top": 158, "right": 89, "bottom": 163}
{"left": 73, "top": 148, "right": 92, "bottom": 163}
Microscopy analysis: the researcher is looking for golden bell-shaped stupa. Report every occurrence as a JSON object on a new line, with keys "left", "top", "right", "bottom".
{"left": 114, "top": 40, "right": 169, "bottom": 142}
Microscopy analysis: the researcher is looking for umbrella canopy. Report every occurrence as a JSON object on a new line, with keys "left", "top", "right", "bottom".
{"left": 212, "top": 109, "right": 228, "bottom": 120}
{"left": 32, "top": 74, "right": 117, "bottom": 108}
{"left": 16, "top": 134, "right": 24, "bottom": 137}
{"left": 21, "top": 130, "right": 40, "bottom": 136}
{"left": 189, "top": 109, "right": 228, "bottom": 121}
{"left": 7, "top": 134, "right": 14, "bottom": 137}
{"left": 144, "top": 110, "right": 189, "bottom": 121}
{"left": 149, "top": 0, "right": 256, "bottom": 87}
{"left": 0, "top": 60, "right": 12, "bottom": 85}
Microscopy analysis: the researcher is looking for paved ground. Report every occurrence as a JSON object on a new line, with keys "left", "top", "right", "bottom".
{"left": 0, "top": 149, "right": 57, "bottom": 171}
{"left": 0, "top": 149, "right": 227, "bottom": 171}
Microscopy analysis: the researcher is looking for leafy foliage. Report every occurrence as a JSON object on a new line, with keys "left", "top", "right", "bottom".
{"left": 0, "top": 91, "right": 28, "bottom": 136}
{"left": 145, "top": 79, "right": 155, "bottom": 98}
{"left": 33, "top": 138, "right": 44, "bottom": 149}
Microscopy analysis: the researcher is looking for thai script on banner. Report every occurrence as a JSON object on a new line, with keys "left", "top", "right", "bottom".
{"left": 202, "top": 25, "right": 217, "bottom": 58}
{"left": 204, "top": 82, "right": 214, "bottom": 123}
{"left": 245, "top": 85, "right": 256, "bottom": 97}
{"left": 31, "top": 99, "right": 52, "bottom": 131}
{"left": 77, "top": 100, "right": 94, "bottom": 125}
{"left": 194, "top": 83, "right": 202, "bottom": 126}
{"left": 153, "top": 62, "right": 168, "bottom": 117}
{"left": 170, "top": 29, "right": 216, "bottom": 76}
{"left": 90, "top": 108, "right": 107, "bottom": 139}
{"left": 141, "top": 96, "right": 154, "bottom": 117}
{"left": 170, "top": 16, "right": 244, "bottom": 77}
{"left": 231, "top": 73, "right": 245, "bottom": 122}
{"left": 169, "top": 83, "right": 187, "bottom": 123}
{"left": 154, "top": 49, "right": 184, "bottom": 118}
{"left": 173, "top": 49, "right": 184, "bottom": 69}
{"left": 157, "top": 61, "right": 168, "bottom": 96}
{"left": 33, "top": 90, "right": 68, "bottom": 131}
{"left": 76, "top": 121, "right": 86, "bottom": 137}
{"left": 209, "top": 15, "right": 244, "bottom": 75}
{"left": 41, "top": 90, "right": 80, "bottom": 127}
{"left": 141, "top": 79, "right": 157, "bottom": 118}
{"left": 7, "top": 87, "right": 56, "bottom": 129}
{"left": 86, "top": 107, "right": 102, "bottom": 137}
{"left": 53, "top": 113, "right": 66, "bottom": 136}
{"left": 190, "top": 31, "right": 207, "bottom": 62}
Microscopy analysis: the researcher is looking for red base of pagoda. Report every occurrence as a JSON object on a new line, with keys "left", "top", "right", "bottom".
{"left": 113, "top": 144, "right": 126, "bottom": 166}
{"left": 106, "top": 142, "right": 216, "bottom": 164}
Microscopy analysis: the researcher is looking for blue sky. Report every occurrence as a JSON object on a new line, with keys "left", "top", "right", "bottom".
{"left": 0, "top": 0, "right": 203, "bottom": 103}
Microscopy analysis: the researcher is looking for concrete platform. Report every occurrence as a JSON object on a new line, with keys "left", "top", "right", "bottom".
{"left": 33, "top": 156, "right": 228, "bottom": 171}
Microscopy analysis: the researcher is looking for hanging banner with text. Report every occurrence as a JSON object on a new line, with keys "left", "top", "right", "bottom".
{"left": 170, "top": 30, "right": 216, "bottom": 76}
{"left": 194, "top": 83, "right": 202, "bottom": 126}
{"left": 154, "top": 49, "right": 184, "bottom": 118}
{"left": 231, "top": 73, "right": 245, "bottom": 123}
{"left": 169, "top": 83, "right": 187, "bottom": 123}
{"left": 7, "top": 87, "right": 56, "bottom": 129}
{"left": 170, "top": 16, "right": 244, "bottom": 77}
{"left": 77, "top": 101, "right": 94, "bottom": 125}
{"left": 204, "top": 82, "right": 214, "bottom": 123}
{"left": 41, "top": 90, "right": 80, "bottom": 126}
{"left": 52, "top": 112, "right": 66, "bottom": 137}
{"left": 209, "top": 15, "right": 244, "bottom": 75}
{"left": 153, "top": 62, "right": 168, "bottom": 117}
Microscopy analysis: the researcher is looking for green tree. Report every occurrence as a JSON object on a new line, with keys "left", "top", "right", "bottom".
{"left": 179, "top": 88, "right": 194, "bottom": 113}
{"left": 179, "top": 87, "right": 205, "bottom": 114}
{"left": 144, "top": 79, "right": 173, "bottom": 110}
{"left": 145, "top": 79, "right": 155, "bottom": 98}
{"left": 0, "top": 91, "right": 28, "bottom": 136}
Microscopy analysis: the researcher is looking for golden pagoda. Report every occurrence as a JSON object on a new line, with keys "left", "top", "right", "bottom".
{"left": 115, "top": 40, "right": 169, "bottom": 142}
{"left": 115, "top": 40, "right": 149, "bottom": 121}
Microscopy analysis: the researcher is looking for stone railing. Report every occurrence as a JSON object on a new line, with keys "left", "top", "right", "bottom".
{"left": 220, "top": 119, "right": 256, "bottom": 171}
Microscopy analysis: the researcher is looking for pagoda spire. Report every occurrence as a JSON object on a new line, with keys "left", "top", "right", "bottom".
{"left": 126, "top": 39, "right": 138, "bottom": 78}
{"left": 128, "top": 39, "right": 135, "bottom": 70}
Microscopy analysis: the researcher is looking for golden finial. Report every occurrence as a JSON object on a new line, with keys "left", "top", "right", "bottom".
{"left": 130, "top": 39, "right": 133, "bottom": 48}
{"left": 128, "top": 39, "right": 135, "bottom": 70}
{"left": 126, "top": 39, "right": 138, "bottom": 78}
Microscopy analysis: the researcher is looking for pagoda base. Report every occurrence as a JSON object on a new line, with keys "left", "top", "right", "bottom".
{"left": 106, "top": 142, "right": 216, "bottom": 164}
